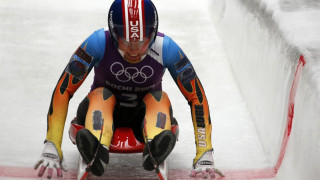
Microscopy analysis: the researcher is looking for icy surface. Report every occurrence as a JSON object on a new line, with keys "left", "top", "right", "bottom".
{"left": 0, "top": 0, "right": 272, "bottom": 179}
{"left": 210, "top": 0, "right": 320, "bottom": 179}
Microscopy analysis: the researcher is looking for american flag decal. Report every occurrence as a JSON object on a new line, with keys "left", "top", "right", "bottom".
{"left": 122, "top": 0, "right": 145, "bottom": 41}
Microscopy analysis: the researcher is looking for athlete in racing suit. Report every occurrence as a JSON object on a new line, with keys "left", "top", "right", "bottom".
{"left": 34, "top": 0, "right": 219, "bottom": 179}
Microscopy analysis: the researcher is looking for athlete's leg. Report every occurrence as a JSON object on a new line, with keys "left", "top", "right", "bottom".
{"left": 75, "top": 87, "right": 116, "bottom": 176}
{"left": 142, "top": 91, "right": 177, "bottom": 171}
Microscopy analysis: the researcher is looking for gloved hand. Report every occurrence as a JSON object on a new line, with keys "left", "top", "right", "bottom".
{"left": 34, "top": 141, "right": 67, "bottom": 179}
{"left": 190, "top": 150, "right": 224, "bottom": 179}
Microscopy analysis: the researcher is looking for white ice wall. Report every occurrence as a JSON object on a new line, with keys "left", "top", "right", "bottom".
{"left": 209, "top": 0, "right": 320, "bottom": 179}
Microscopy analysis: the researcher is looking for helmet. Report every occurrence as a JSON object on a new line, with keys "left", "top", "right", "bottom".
{"left": 108, "top": 0, "right": 158, "bottom": 48}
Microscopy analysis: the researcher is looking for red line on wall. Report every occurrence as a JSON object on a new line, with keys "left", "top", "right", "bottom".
{"left": 275, "top": 55, "right": 306, "bottom": 172}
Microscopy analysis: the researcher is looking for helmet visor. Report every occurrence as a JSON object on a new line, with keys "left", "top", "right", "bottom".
{"left": 112, "top": 22, "right": 156, "bottom": 42}
{"left": 118, "top": 36, "right": 151, "bottom": 50}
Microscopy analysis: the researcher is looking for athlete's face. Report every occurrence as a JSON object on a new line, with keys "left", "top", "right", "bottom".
{"left": 118, "top": 37, "right": 150, "bottom": 63}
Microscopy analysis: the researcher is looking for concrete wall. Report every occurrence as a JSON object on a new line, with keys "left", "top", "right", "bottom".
{"left": 209, "top": 0, "right": 320, "bottom": 179}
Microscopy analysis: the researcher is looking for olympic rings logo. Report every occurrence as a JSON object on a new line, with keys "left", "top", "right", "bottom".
{"left": 110, "top": 62, "right": 154, "bottom": 84}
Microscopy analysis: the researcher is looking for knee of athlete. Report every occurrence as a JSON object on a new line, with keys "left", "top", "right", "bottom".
{"left": 77, "top": 88, "right": 115, "bottom": 124}
{"left": 143, "top": 91, "right": 170, "bottom": 103}
{"left": 89, "top": 87, "right": 115, "bottom": 101}
{"left": 143, "top": 91, "right": 171, "bottom": 120}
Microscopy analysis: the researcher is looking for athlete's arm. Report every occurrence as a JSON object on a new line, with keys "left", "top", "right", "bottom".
{"left": 46, "top": 28, "right": 106, "bottom": 158}
{"left": 163, "top": 35, "right": 213, "bottom": 165}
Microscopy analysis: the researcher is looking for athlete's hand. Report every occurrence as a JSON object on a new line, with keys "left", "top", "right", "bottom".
{"left": 190, "top": 150, "right": 224, "bottom": 179}
{"left": 34, "top": 141, "right": 67, "bottom": 179}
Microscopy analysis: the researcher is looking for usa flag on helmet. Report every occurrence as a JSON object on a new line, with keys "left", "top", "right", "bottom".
{"left": 108, "top": 0, "right": 158, "bottom": 47}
